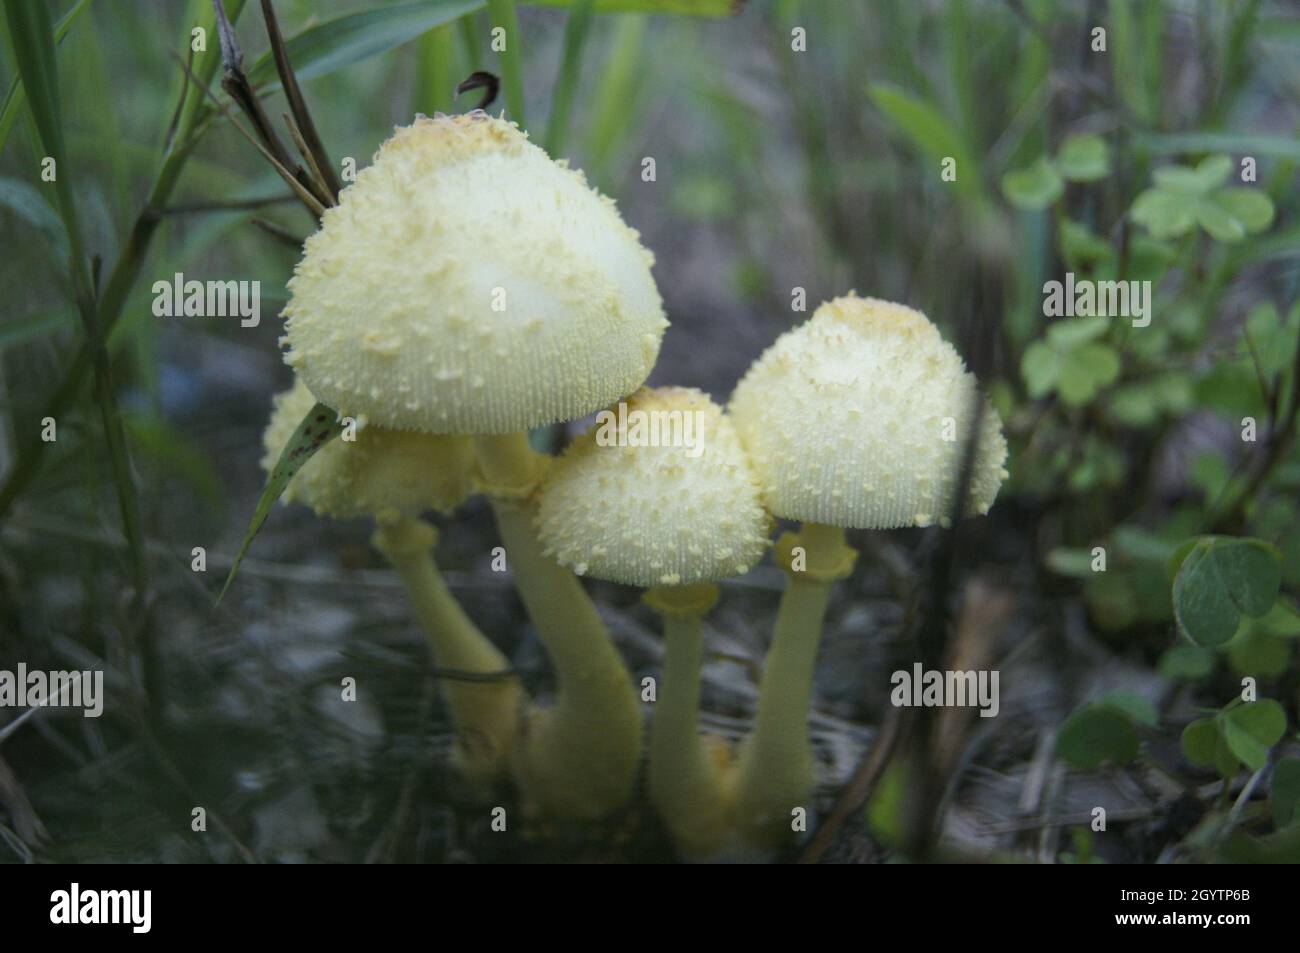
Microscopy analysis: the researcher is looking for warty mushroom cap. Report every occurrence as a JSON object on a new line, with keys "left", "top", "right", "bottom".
{"left": 727, "top": 294, "right": 1008, "bottom": 530}
{"left": 282, "top": 112, "right": 668, "bottom": 435}
{"left": 260, "top": 377, "right": 475, "bottom": 520}
{"left": 535, "top": 386, "right": 770, "bottom": 588}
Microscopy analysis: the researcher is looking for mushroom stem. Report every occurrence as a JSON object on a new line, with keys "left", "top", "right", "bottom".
{"left": 644, "top": 584, "right": 733, "bottom": 857}
{"left": 474, "top": 432, "right": 642, "bottom": 818}
{"left": 371, "top": 513, "right": 524, "bottom": 782}
{"left": 733, "top": 522, "right": 857, "bottom": 847}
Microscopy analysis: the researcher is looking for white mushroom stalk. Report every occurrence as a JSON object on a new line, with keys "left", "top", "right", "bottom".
{"left": 261, "top": 378, "right": 523, "bottom": 783}
{"left": 536, "top": 387, "right": 770, "bottom": 855}
{"left": 727, "top": 294, "right": 1008, "bottom": 848}
{"left": 279, "top": 112, "right": 669, "bottom": 819}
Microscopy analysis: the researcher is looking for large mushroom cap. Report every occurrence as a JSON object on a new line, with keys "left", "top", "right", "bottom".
{"left": 282, "top": 112, "right": 668, "bottom": 435}
{"left": 260, "top": 377, "right": 475, "bottom": 519}
{"left": 728, "top": 295, "right": 1008, "bottom": 530}
{"left": 535, "top": 387, "right": 770, "bottom": 588}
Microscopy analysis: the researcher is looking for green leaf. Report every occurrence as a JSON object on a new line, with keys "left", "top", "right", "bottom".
{"left": 1130, "top": 187, "right": 1195, "bottom": 238}
{"left": 1158, "top": 644, "right": 1215, "bottom": 680}
{"left": 1059, "top": 218, "right": 1113, "bottom": 266}
{"left": 1046, "top": 315, "right": 1109, "bottom": 349}
{"left": 1212, "top": 188, "right": 1275, "bottom": 233}
{"left": 1172, "top": 537, "right": 1282, "bottom": 648}
{"left": 246, "top": 0, "right": 487, "bottom": 89}
{"left": 1152, "top": 165, "right": 1210, "bottom": 195}
{"left": 1057, "top": 343, "right": 1119, "bottom": 406}
{"left": 1222, "top": 700, "right": 1287, "bottom": 772}
{"left": 1181, "top": 717, "right": 1220, "bottom": 767}
{"left": 1193, "top": 154, "right": 1234, "bottom": 191}
{"left": 0, "top": 175, "right": 68, "bottom": 259}
{"left": 0, "top": 0, "right": 94, "bottom": 154}
{"left": 1057, "top": 704, "right": 1139, "bottom": 769}
{"left": 1046, "top": 547, "right": 1096, "bottom": 578}
{"left": 869, "top": 83, "right": 980, "bottom": 199}
{"left": 1001, "top": 156, "right": 1063, "bottom": 209}
{"left": 1272, "top": 758, "right": 1300, "bottom": 828}
{"left": 1056, "top": 134, "right": 1110, "bottom": 181}
{"left": 1020, "top": 339, "right": 1060, "bottom": 398}
{"left": 1258, "top": 600, "right": 1300, "bottom": 637}
{"left": 1226, "top": 625, "right": 1291, "bottom": 677}
{"left": 1195, "top": 195, "right": 1246, "bottom": 242}
{"left": 1137, "top": 132, "right": 1300, "bottom": 161}
{"left": 0, "top": 310, "right": 74, "bottom": 349}
{"left": 218, "top": 401, "right": 343, "bottom": 604}
{"left": 1099, "top": 691, "right": 1158, "bottom": 728}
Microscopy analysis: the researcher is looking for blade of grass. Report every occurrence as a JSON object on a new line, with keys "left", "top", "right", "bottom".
{"left": 0, "top": 0, "right": 248, "bottom": 522}
{"left": 459, "top": 10, "right": 484, "bottom": 69}
{"left": 585, "top": 13, "right": 645, "bottom": 184}
{"left": 217, "top": 402, "right": 343, "bottom": 604}
{"left": 543, "top": 0, "right": 594, "bottom": 156}
{"left": 0, "top": 0, "right": 93, "bottom": 154}
{"left": 524, "top": 0, "right": 739, "bottom": 12}
{"left": 415, "top": 23, "right": 459, "bottom": 114}
{"left": 4, "top": 0, "right": 145, "bottom": 596}
{"left": 245, "top": 0, "right": 485, "bottom": 89}
{"left": 485, "top": 0, "right": 526, "bottom": 126}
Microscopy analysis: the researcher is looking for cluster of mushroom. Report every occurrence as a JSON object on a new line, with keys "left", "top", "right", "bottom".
{"left": 259, "top": 112, "right": 1008, "bottom": 857}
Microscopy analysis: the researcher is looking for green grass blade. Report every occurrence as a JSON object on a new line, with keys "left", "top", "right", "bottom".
{"left": 415, "top": 23, "right": 459, "bottom": 114}
{"left": 485, "top": 0, "right": 526, "bottom": 126}
{"left": 868, "top": 82, "right": 982, "bottom": 202}
{"left": 543, "top": 0, "right": 594, "bottom": 156}
{"left": 585, "top": 14, "right": 645, "bottom": 183}
{"left": 523, "top": 0, "right": 740, "bottom": 13}
{"left": 246, "top": 0, "right": 486, "bottom": 89}
{"left": 0, "top": 310, "right": 74, "bottom": 350}
{"left": 1135, "top": 131, "right": 1300, "bottom": 161}
{"left": 0, "top": 174, "right": 69, "bottom": 259}
{"left": 0, "top": 0, "right": 94, "bottom": 154}
{"left": 0, "top": 3, "right": 247, "bottom": 523}
{"left": 217, "top": 402, "right": 343, "bottom": 605}
{"left": 4, "top": 0, "right": 147, "bottom": 596}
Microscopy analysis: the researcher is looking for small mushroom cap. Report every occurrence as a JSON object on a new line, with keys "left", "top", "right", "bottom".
{"left": 535, "top": 387, "right": 770, "bottom": 588}
{"left": 260, "top": 377, "right": 475, "bottom": 520}
{"left": 728, "top": 295, "right": 1008, "bottom": 530}
{"left": 282, "top": 112, "right": 668, "bottom": 435}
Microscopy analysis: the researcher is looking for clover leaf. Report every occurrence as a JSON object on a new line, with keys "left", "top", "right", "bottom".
{"left": 1170, "top": 536, "right": 1282, "bottom": 648}
{"left": 1001, "top": 135, "right": 1111, "bottom": 210}
{"left": 1021, "top": 317, "right": 1120, "bottom": 406}
{"left": 1130, "top": 154, "right": 1274, "bottom": 242}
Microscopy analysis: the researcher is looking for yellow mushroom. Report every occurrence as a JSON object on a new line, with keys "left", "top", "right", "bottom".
{"left": 261, "top": 377, "right": 524, "bottom": 784}
{"left": 727, "top": 294, "right": 1008, "bottom": 848}
{"left": 279, "top": 112, "right": 668, "bottom": 819}
{"left": 535, "top": 386, "right": 769, "bottom": 855}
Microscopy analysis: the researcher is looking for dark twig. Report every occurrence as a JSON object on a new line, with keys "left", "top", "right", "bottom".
{"left": 250, "top": 217, "right": 305, "bottom": 249}
{"left": 456, "top": 71, "right": 500, "bottom": 111}
{"left": 798, "top": 708, "right": 901, "bottom": 864}
{"left": 261, "top": 0, "right": 341, "bottom": 201}
{"left": 281, "top": 111, "right": 336, "bottom": 210}
{"left": 171, "top": 51, "right": 327, "bottom": 218}
{"left": 212, "top": 0, "right": 301, "bottom": 180}
{"left": 160, "top": 194, "right": 298, "bottom": 215}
